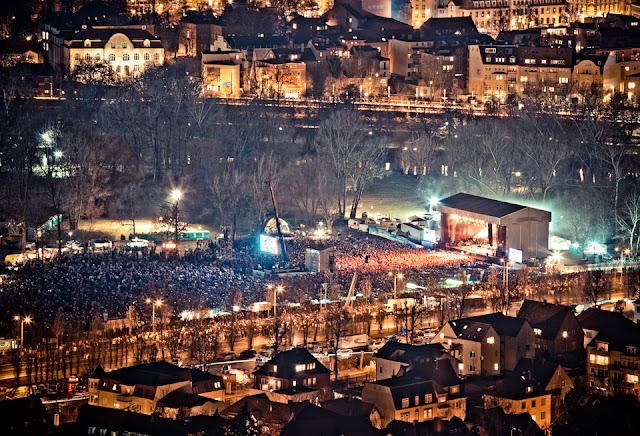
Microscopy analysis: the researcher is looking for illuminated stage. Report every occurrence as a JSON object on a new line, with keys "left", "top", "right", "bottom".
{"left": 435, "top": 193, "right": 551, "bottom": 261}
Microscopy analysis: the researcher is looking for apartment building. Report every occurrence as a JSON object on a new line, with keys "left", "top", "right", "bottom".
{"left": 375, "top": 342, "right": 460, "bottom": 380}
{"left": 518, "top": 300, "right": 584, "bottom": 355}
{"left": 468, "top": 44, "right": 575, "bottom": 102}
{"left": 432, "top": 313, "right": 534, "bottom": 375}
{"left": 362, "top": 373, "right": 466, "bottom": 427}
{"left": 88, "top": 362, "right": 225, "bottom": 415}
{"left": 579, "top": 309, "right": 640, "bottom": 398}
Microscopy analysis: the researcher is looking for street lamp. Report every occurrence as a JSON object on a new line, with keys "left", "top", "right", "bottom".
{"left": 274, "top": 285, "right": 284, "bottom": 323}
{"left": 14, "top": 316, "right": 31, "bottom": 349}
{"left": 389, "top": 271, "right": 404, "bottom": 299}
{"left": 146, "top": 299, "right": 162, "bottom": 334}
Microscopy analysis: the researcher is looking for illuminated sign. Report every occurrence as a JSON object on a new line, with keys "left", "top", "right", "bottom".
{"left": 508, "top": 248, "right": 523, "bottom": 263}
{"left": 259, "top": 234, "right": 280, "bottom": 255}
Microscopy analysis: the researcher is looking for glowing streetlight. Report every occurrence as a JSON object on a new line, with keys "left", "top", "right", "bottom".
{"left": 274, "top": 285, "right": 284, "bottom": 322}
{"left": 390, "top": 271, "right": 404, "bottom": 299}
{"left": 146, "top": 299, "right": 162, "bottom": 334}
{"left": 171, "top": 189, "right": 182, "bottom": 202}
{"left": 14, "top": 316, "right": 31, "bottom": 349}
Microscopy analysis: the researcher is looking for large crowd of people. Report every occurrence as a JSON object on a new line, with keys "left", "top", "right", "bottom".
{"left": 0, "top": 234, "right": 479, "bottom": 331}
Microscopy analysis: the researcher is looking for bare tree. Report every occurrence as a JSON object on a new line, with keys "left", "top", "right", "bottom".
{"left": 326, "top": 307, "right": 349, "bottom": 380}
{"left": 583, "top": 270, "right": 612, "bottom": 307}
{"left": 617, "top": 193, "right": 640, "bottom": 255}
{"left": 398, "top": 133, "right": 439, "bottom": 176}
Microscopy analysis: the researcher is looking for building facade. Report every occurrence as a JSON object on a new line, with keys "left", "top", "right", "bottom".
{"left": 362, "top": 375, "right": 466, "bottom": 427}
{"left": 64, "top": 26, "right": 164, "bottom": 78}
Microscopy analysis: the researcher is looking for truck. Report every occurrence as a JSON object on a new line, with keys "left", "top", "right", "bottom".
{"left": 337, "top": 334, "right": 369, "bottom": 350}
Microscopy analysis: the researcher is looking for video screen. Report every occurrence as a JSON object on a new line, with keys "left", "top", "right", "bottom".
{"left": 259, "top": 234, "right": 280, "bottom": 255}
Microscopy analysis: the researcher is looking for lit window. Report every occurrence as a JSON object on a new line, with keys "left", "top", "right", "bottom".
{"left": 458, "top": 363, "right": 464, "bottom": 371}
{"left": 494, "top": 363, "right": 499, "bottom": 371}
{"left": 627, "top": 374, "right": 639, "bottom": 383}
{"left": 402, "top": 398, "right": 409, "bottom": 408}
{"left": 487, "top": 337, "right": 495, "bottom": 344}
{"left": 534, "top": 328, "right": 542, "bottom": 335}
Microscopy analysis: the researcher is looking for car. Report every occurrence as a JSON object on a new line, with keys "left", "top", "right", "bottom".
{"left": 256, "top": 354, "right": 269, "bottom": 363}
{"left": 221, "top": 352, "right": 236, "bottom": 361}
{"left": 336, "top": 348, "right": 353, "bottom": 359}
{"left": 239, "top": 349, "right": 257, "bottom": 359}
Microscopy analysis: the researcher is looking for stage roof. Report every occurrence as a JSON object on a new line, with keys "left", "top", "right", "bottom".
{"left": 436, "top": 193, "right": 527, "bottom": 218}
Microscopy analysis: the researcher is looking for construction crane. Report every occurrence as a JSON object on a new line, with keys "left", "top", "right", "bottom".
{"left": 266, "top": 180, "right": 288, "bottom": 264}
{"left": 343, "top": 272, "right": 357, "bottom": 311}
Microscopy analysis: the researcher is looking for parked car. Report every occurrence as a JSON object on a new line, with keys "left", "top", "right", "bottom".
{"left": 220, "top": 352, "right": 236, "bottom": 361}
{"left": 239, "top": 349, "right": 257, "bottom": 359}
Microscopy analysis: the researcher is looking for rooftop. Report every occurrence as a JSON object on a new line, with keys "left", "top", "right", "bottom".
{"left": 437, "top": 193, "right": 526, "bottom": 218}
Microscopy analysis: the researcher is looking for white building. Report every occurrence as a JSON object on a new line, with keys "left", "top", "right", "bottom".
{"left": 64, "top": 26, "right": 164, "bottom": 78}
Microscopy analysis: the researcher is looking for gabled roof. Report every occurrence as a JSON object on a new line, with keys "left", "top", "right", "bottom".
{"left": 578, "top": 308, "right": 640, "bottom": 349}
{"left": 456, "top": 313, "right": 529, "bottom": 338}
{"left": 447, "top": 319, "right": 494, "bottom": 341}
{"left": 375, "top": 342, "right": 450, "bottom": 365}
{"left": 321, "top": 397, "right": 376, "bottom": 417}
{"left": 403, "top": 360, "right": 461, "bottom": 388}
{"left": 517, "top": 300, "right": 575, "bottom": 341}
{"left": 253, "top": 348, "right": 330, "bottom": 380}
{"left": 437, "top": 193, "right": 526, "bottom": 218}
{"left": 281, "top": 403, "right": 385, "bottom": 435}
{"left": 99, "top": 361, "right": 191, "bottom": 387}
{"left": 372, "top": 377, "right": 448, "bottom": 409}
{"left": 65, "top": 26, "right": 163, "bottom": 49}
{"left": 512, "top": 358, "right": 569, "bottom": 390}
{"left": 89, "top": 364, "right": 106, "bottom": 379}
{"left": 421, "top": 17, "right": 478, "bottom": 35}
{"left": 221, "top": 393, "right": 304, "bottom": 424}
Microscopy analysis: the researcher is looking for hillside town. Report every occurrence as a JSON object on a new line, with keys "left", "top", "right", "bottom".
{"left": 3, "top": 0, "right": 640, "bottom": 434}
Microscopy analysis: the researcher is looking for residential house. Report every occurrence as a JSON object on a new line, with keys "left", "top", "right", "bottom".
{"left": 179, "top": 14, "right": 223, "bottom": 57}
{"left": 374, "top": 341, "right": 460, "bottom": 381}
{"left": 578, "top": 308, "right": 640, "bottom": 398}
{"left": 634, "top": 298, "right": 640, "bottom": 324}
{"left": 512, "top": 358, "right": 574, "bottom": 421}
{"left": 281, "top": 403, "right": 386, "bottom": 435}
{"left": 252, "top": 348, "right": 331, "bottom": 398}
{"left": 87, "top": 362, "right": 224, "bottom": 415}
{"left": 432, "top": 313, "right": 534, "bottom": 375}
{"left": 64, "top": 26, "right": 164, "bottom": 78}
{"left": 156, "top": 391, "right": 224, "bottom": 419}
{"left": 483, "top": 379, "right": 552, "bottom": 432}
{"left": 254, "top": 59, "right": 307, "bottom": 98}
{"left": 517, "top": 299, "right": 584, "bottom": 355}
{"left": 362, "top": 372, "right": 466, "bottom": 427}
{"left": 321, "top": 397, "right": 385, "bottom": 428}
{"left": 222, "top": 393, "right": 307, "bottom": 436}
